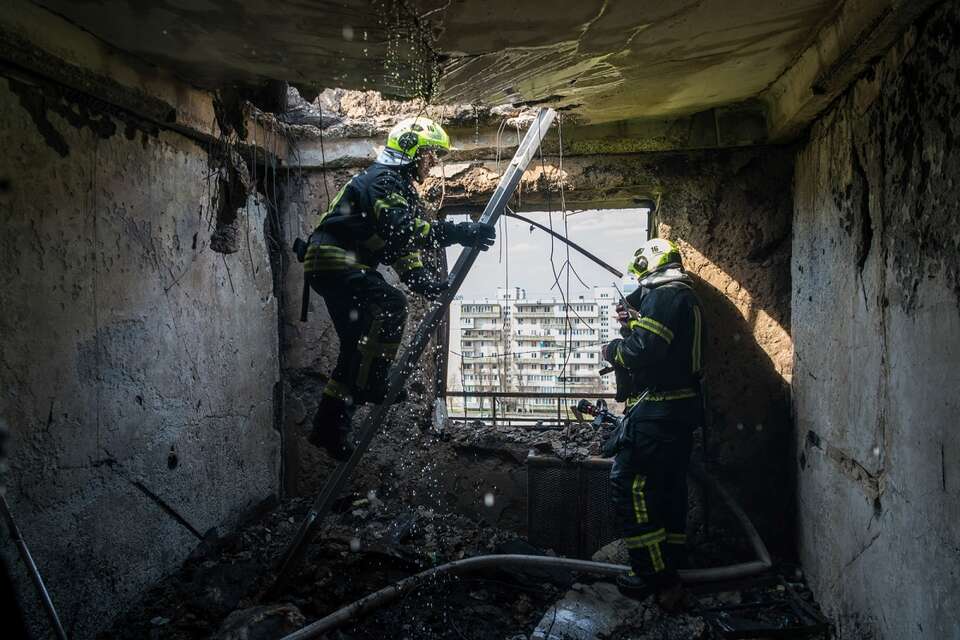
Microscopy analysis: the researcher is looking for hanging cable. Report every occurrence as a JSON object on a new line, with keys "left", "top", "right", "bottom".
{"left": 501, "top": 210, "right": 622, "bottom": 277}
{"left": 557, "top": 114, "right": 573, "bottom": 456}
{"left": 317, "top": 103, "right": 331, "bottom": 205}
{"left": 535, "top": 117, "right": 568, "bottom": 384}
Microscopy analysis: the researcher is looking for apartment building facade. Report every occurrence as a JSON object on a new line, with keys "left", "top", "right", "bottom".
{"left": 448, "top": 286, "right": 622, "bottom": 415}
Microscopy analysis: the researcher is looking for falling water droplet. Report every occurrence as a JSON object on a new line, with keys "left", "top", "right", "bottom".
{"left": 484, "top": 492, "right": 495, "bottom": 507}
{"left": 342, "top": 25, "right": 354, "bottom": 41}
{"left": 350, "top": 537, "right": 361, "bottom": 552}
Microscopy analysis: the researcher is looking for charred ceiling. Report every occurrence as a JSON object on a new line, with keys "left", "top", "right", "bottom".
{"left": 24, "top": 0, "right": 938, "bottom": 141}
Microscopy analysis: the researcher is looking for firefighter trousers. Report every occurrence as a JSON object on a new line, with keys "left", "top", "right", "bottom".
{"left": 308, "top": 268, "right": 407, "bottom": 407}
{"left": 610, "top": 421, "right": 693, "bottom": 586}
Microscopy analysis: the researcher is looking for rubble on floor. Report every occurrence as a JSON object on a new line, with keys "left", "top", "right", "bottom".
{"left": 447, "top": 417, "right": 607, "bottom": 462}
{"left": 102, "top": 477, "right": 829, "bottom": 640}
{"left": 531, "top": 581, "right": 706, "bottom": 640}
{"left": 533, "top": 575, "right": 829, "bottom": 640}
{"left": 101, "top": 489, "right": 559, "bottom": 640}
{"left": 102, "top": 410, "right": 827, "bottom": 640}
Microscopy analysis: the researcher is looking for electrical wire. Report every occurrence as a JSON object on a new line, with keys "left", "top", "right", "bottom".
{"left": 557, "top": 114, "right": 573, "bottom": 455}
{"left": 535, "top": 116, "right": 575, "bottom": 398}
{"left": 317, "top": 103, "right": 331, "bottom": 205}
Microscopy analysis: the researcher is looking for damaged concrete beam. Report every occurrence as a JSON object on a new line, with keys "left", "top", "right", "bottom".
{"left": 419, "top": 155, "right": 684, "bottom": 212}
{"left": 289, "top": 104, "right": 768, "bottom": 168}
{"left": 0, "top": 0, "right": 287, "bottom": 162}
{"left": 764, "top": 0, "right": 942, "bottom": 141}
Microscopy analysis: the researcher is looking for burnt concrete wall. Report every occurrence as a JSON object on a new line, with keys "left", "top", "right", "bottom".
{"left": 643, "top": 149, "right": 795, "bottom": 549}
{"left": 0, "top": 77, "right": 280, "bottom": 638}
{"left": 792, "top": 2, "right": 960, "bottom": 637}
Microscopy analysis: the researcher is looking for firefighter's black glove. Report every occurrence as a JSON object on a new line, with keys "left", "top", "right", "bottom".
{"left": 292, "top": 237, "right": 308, "bottom": 263}
{"left": 403, "top": 268, "right": 449, "bottom": 300}
{"left": 616, "top": 304, "right": 638, "bottom": 337}
{"left": 452, "top": 222, "right": 496, "bottom": 251}
{"left": 600, "top": 423, "right": 624, "bottom": 458}
{"left": 601, "top": 339, "right": 621, "bottom": 364}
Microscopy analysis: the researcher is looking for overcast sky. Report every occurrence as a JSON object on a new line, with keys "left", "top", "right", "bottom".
{"left": 447, "top": 210, "right": 648, "bottom": 299}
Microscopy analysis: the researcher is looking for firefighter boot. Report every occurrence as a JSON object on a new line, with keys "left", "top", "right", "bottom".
{"left": 308, "top": 397, "right": 354, "bottom": 461}
{"left": 354, "top": 356, "right": 408, "bottom": 405}
{"left": 616, "top": 571, "right": 654, "bottom": 601}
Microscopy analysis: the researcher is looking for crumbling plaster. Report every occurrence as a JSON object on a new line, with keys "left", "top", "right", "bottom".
{"left": 0, "top": 75, "right": 281, "bottom": 638}
{"left": 792, "top": 2, "right": 960, "bottom": 637}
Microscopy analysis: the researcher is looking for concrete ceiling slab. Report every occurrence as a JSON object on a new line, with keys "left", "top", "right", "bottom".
{"left": 30, "top": 0, "right": 435, "bottom": 95}
{"left": 430, "top": 0, "right": 836, "bottom": 123}
{"left": 28, "top": 0, "right": 836, "bottom": 125}
{"left": 24, "top": 0, "right": 931, "bottom": 139}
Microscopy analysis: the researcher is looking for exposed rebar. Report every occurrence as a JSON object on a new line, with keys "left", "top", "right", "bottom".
{"left": 1, "top": 495, "right": 68, "bottom": 640}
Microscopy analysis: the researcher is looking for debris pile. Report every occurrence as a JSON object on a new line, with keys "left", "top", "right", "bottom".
{"left": 101, "top": 490, "right": 563, "bottom": 640}
{"left": 448, "top": 417, "right": 607, "bottom": 461}
{"left": 280, "top": 86, "right": 542, "bottom": 141}
{"left": 103, "top": 416, "right": 828, "bottom": 640}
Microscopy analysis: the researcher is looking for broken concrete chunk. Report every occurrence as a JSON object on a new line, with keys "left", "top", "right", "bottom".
{"left": 531, "top": 581, "right": 647, "bottom": 639}
{"left": 213, "top": 604, "right": 306, "bottom": 640}
{"left": 533, "top": 581, "right": 710, "bottom": 640}
{"left": 279, "top": 86, "right": 343, "bottom": 128}
{"left": 591, "top": 538, "right": 629, "bottom": 565}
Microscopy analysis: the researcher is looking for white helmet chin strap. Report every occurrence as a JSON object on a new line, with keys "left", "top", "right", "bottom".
{"left": 376, "top": 147, "right": 414, "bottom": 166}
{"left": 640, "top": 265, "right": 688, "bottom": 287}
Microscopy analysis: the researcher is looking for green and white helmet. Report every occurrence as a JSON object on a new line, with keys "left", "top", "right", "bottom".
{"left": 382, "top": 117, "right": 450, "bottom": 165}
{"left": 628, "top": 238, "right": 682, "bottom": 279}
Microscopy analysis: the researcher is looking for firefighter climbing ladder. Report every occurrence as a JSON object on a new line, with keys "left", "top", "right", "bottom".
{"left": 268, "top": 108, "right": 558, "bottom": 595}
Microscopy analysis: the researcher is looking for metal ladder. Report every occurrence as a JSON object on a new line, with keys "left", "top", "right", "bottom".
{"left": 267, "top": 108, "right": 557, "bottom": 595}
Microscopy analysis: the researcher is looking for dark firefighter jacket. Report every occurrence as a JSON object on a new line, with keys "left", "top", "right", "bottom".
{"left": 607, "top": 271, "right": 705, "bottom": 426}
{"left": 304, "top": 162, "right": 458, "bottom": 289}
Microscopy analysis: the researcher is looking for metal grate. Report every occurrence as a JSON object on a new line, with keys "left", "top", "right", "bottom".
{"left": 527, "top": 456, "right": 617, "bottom": 559}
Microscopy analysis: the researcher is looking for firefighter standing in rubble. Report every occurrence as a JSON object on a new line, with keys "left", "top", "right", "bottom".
{"left": 299, "top": 117, "right": 495, "bottom": 459}
{"left": 600, "top": 237, "right": 705, "bottom": 611}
